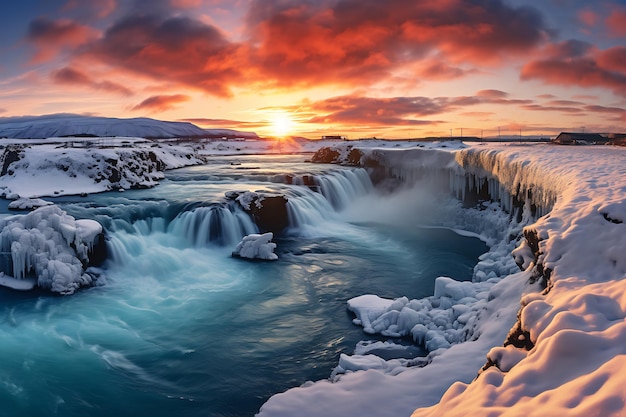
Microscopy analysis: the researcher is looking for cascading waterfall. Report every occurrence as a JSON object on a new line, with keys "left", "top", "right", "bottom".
{"left": 285, "top": 169, "right": 374, "bottom": 227}
{"left": 104, "top": 167, "right": 375, "bottom": 262}
{"left": 168, "top": 205, "right": 258, "bottom": 247}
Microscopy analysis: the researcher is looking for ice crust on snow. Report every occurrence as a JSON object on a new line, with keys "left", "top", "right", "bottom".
{"left": 232, "top": 232, "right": 278, "bottom": 260}
{"left": 258, "top": 143, "right": 626, "bottom": 417}
{"left": 0, "top": 205, "right": 103, "bottom": 294}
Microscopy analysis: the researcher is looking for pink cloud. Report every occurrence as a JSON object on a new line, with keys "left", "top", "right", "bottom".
{"left": 607, "top": 9, "right": 626, "bottom": 37}
{"left": 521, "top": 40, "right": 626, "bottom": 97}
{"left": 51, "top": 67, "right": 133, "bottom": 96}
{"left": 578, "top": 8, "right": 600, "bottom": 27}
{"left": 131, "top": 94, "right": 190, "bottom": 112}
{"left": 26, "top": 18, "right": 99, "bottom": 63}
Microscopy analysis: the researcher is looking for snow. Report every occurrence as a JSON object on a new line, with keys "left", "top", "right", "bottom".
{"left": 232, "top": 232, "right": 278, "bottom": 260}
{"left": 258, "top": 143, "right": 626, "bottom": 417}
{"left": 0, "top": 142, "right": 203, "bottom": 198}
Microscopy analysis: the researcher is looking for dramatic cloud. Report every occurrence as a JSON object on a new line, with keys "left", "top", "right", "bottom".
{"left": 51, "top": 67, "right": 133, "bottom": 96}
{"left": 84, "top": 15, "right": 247, "bottom": 97}
{"left": 245, "top": 0, "right": 550, "bottom": 87}
{"left": 521, "top": 40, "right": 626, "bottom": 96}
{"left": 26, "top": 18, "right": 99, "bottom": 63}
{"left": 131, "top": 94, "right": 190, "bottom": 112}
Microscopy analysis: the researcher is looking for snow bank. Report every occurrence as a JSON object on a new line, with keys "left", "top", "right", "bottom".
{"left": 0, "top": 205, "right": 104, "bottom": 294}
{"left": 0, "top": 143, "right": 202, "bottom": 198}
{"left": 259, "top": 143, "right": 626, "bottom": 417}
{"left": 232, "top": 232, "right": 278, "bottom": 260}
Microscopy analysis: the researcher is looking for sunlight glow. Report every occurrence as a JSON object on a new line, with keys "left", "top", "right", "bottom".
{"left": 270, "top": 112, "right": 294, "bottom": 138}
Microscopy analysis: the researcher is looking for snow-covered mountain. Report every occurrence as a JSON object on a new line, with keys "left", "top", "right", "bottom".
{"left": 0, "top": 114, "right": 258, "bottom": 139}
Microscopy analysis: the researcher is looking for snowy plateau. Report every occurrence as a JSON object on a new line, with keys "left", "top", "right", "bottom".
{"left": 0, "top": 117, "right": 624, "bottom": 417}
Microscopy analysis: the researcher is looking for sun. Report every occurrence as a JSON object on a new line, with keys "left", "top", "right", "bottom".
{"left": 270, "top": 112, "right": 293, "bottom": 138}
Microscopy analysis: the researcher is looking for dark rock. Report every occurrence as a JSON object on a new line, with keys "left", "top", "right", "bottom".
{"left": 247, "top": 195, "right": 289, "bottom": 233}
{"left": 346, "top": 148, "right": 364, "bottom": 165}
{"left": 311, "top": 147, "right": 341, "bottom": 164}
{"left": 109, "top": 168, "right": 121, "bottom": 183}
{"left": 227, "top": 191, "right": 289, "bottom": 233}
{"left": 602, "top": 212, "right": 623, "bottom": 224}
{"left": 1, "top": 146, "right": 22, "bottom": 176}
{"left": 87, "top": 233, "right": 108, "bottom": 267}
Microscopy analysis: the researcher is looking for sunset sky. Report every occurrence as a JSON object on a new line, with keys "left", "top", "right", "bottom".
{"left": 1, "top": 0, "right": 626, "bottom": 139}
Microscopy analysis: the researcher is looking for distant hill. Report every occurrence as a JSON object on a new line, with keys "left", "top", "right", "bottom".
{"left": 0, "top": 114, "right": 259, "bottom": 140}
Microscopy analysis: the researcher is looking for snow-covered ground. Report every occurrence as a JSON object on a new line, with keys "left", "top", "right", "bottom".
{"left": 258, "top": 143, "right": 626, "bottom": 417}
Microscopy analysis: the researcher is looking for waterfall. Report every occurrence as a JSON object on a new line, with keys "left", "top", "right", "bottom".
{"left": 168, "top": 205, "right": 257, "bottom": 247}
{"left": 284, "top": 168, "right": 374, "bottom": 228}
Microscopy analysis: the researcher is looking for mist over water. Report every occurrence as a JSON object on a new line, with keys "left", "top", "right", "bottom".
{"left": 0, "top": 155, "right": 487, "bottom": 417}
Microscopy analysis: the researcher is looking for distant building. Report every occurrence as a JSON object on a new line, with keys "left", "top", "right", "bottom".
{"left": 321, "top": 135, "right": 347, "bottom": 140}
{"left": 552, "top": 132, "right": 608, "bottom": 145}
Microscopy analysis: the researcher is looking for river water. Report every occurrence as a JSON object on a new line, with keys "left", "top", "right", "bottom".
{"left": 0, "top": 154, "right": 487, "bottom": 417}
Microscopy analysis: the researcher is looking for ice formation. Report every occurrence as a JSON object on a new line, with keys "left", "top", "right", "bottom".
{"left": 232, "top": 232, "right": 278, "bottom": 260}
{"left": 7, "top": 197, "right": 53, "bottom": 210}
{"left": 0, "top": 205, "right": 104, "bottom": 294}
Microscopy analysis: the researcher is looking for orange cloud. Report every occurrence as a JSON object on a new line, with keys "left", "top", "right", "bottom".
{"left": 131, "top": 94, "right": 190, "bottom": 112}
{"left": 51, "top": 67, "right": 133, "bottom": 96}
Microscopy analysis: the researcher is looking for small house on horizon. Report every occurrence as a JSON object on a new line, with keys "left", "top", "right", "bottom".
{"left": 552, "top": 132, "right": 608, "bottom": 145}
{"left": 321, "top": 135, "right": 347, "bottom": 141}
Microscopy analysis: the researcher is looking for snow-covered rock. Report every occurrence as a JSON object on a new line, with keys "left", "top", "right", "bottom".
{"left": 0, "top": 205, "right": 105, "bottom": 294}
{"left": 0, "top": 143, "right": 203, "bottom": 198}
{"left": 7, "top": 197, "right": 53, "bottom": 210}
{"left": 232, "top": 232, "right": 278, "bottom": 260}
